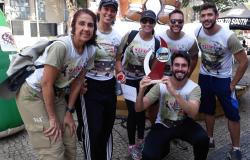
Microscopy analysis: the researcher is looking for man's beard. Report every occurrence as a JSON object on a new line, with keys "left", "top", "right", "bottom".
{"left": 173, "top": 71, "right": 188, "bottom": 81}
{"left": 170, "top": 25, "right": 183, "bottom": 33}
{"left": 202, "top": 19, "right": 216, "bottom": 30}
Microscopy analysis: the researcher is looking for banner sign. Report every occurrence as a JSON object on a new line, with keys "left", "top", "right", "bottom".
{"left": 217, "top": 17, "right": 250, "bottom": 30}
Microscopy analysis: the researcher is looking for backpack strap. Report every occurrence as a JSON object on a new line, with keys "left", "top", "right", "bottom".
{"left": 196, "top": 26, "right": 202, "bottom": 39}
{"left": 122, "top": 30, "right": 139, "bottom": 54}
{"left": 196, "top": 26, "right": 205, "bottom": 56}
{"left": 154, "top": 37, "right": 160, "bottom": 53}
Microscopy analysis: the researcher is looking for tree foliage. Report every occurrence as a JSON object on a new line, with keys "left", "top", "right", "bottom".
{"left": 182, "top": 0, "right": 248, "bottom": 12}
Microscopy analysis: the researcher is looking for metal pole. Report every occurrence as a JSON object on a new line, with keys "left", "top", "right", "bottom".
{"left": 35, "top": 0, "right": 40, "bottom": 38}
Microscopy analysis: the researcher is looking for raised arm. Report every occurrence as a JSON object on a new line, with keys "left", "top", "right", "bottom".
{"left": 161, "top": 76, "right": 201, "bottom": 118}
{"left": 135, "top": 76, "right": 154, "bottom": 112}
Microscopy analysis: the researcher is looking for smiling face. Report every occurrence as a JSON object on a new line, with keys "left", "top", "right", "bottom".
{"left": 172, "top": 57, "right": 190, "bottom": 81}
{"left": 140, "top": 18, "right": 156, "bottom": 34}
{"left": 98, "top": 5, "right": 117, "bottom": 25}
{"left": 73, "top": 13, "right": 95, "bottom": 44}
{"left": 199, "top": 8, "right": 218, "bottom": 30}
{"left": 169, "top": 12, "right": 184, "bottom": 34}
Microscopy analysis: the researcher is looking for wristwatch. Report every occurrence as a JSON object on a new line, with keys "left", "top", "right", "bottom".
{"left": 66, "top": 106, "right": 75, "bottom": 113}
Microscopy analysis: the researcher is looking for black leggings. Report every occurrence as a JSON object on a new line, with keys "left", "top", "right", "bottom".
{"left": 125, "top": 79, "right": 145, "bottom": 145}
{"left": 82, "top": 77, "right": 117, "bottom": 160}
{"left": 142, "top": 118, "right": 209, "bottom": 160}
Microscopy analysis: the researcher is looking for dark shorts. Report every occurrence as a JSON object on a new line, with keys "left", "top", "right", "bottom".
{"left": 198, "top": 74, "right": 240, "bottom": 121}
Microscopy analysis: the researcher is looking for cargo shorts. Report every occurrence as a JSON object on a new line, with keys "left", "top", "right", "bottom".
{"left": 16, "top": 82, "right": 76, "bottom": 160}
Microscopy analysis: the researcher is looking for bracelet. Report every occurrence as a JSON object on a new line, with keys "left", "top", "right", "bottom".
{"left": 66, "top": 106, "right": 75, "bottom": 113}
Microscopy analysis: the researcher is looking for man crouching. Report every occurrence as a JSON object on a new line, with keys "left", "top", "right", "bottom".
{"left": 135, "top": 52, "right": 209, "bottom": 160}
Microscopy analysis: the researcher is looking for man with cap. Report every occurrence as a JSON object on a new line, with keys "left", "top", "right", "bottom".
{"left": 116, "top": 9, "right": 159, "bottom": 160}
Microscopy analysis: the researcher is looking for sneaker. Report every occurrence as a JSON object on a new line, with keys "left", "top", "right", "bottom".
{"left": 172, "top": 139, "right": 188, "bottom": 150}
{"left": 128, "top": 145, "right": 142, "bottom": 160}
{"left": 209, "top": 139, "right": 215, "bottom": 149}
{"left": 136, "top": 139, "right": 144, "bottom": 151}
{"left": 227, "top": 149, "right": 242, "bottom": 160}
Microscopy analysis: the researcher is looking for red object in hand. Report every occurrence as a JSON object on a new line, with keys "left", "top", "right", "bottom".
{"left": 117, "top": 74, "right": 124, "bottom": 81}
{"left": 148, "top": 61, "right": 165, "bottom": 80}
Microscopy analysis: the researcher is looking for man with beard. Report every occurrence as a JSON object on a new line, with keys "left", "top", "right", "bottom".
{"left": 135, "top": 52, "right": 209, "bottom": 160}
{"left": 196, "top": 3, "right": 248, "bottom": 160}
{"left": 156, "top": 9, "right": 199, "bottom": 76}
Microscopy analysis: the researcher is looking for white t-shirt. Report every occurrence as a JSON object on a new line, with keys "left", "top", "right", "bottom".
{"left": 122, "top": 32, "right": 155, "bottom": 80}
{"left": 86, "top": 29, "right": 121, "bottom": 81}
{"left": 146, "top": 80, "right": 200, "bottom": 127}
{"left": 26, "top": 35, "right": 96, "bottom": 91}
{"left": 156, "top": 31, "right": 196, "bottom": 53}
{"left": 195, "top": 26, "right": 243, "bottom": 78}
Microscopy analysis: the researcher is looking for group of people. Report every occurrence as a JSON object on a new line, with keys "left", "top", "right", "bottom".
{"left": 14, "top": 0, "right": 248, "bottom": 160}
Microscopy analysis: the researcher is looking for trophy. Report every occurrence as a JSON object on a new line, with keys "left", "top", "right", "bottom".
{"left": 144, "top": 37, "right": 172, "bottom": 83}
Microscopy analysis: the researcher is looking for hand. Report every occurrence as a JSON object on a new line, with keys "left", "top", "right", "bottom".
{"left": 44, "top": 118, "right": 62, "bottom": 142}
{"left": 230, "top": 82, "right": 236, "bottom": 92}
{"left": 140, "top": 76, "right": 152, "bottom": 89}
{"left": 63, "top": 112, "right": 76, "bottom": 137}
{"left": 161, "top": 76, "right": 177, "bottom": 96}
{"left": 80, "top": 80, "right": 87, "bottom": 95}
{"left": 117, "top": 71, "right": 126, "bottom": 84}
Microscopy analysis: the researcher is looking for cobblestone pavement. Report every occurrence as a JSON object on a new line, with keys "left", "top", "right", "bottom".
{"left": 0, "top": 57, "right": 250, "bottom": 160}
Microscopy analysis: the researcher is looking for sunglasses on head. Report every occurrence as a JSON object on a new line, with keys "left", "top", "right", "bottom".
{"left": 170, "top": 19, "right": 184, "bottom": 25}
{"left": 141, "top": 18, "right": 155, "bottom": 24}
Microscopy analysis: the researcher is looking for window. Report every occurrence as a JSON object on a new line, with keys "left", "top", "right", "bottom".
{"left": 9, "top": 0, "right": 45, "bottom": 21}
{"left": 37, "top": 0, "right": 45, "bottom": 20}
{"left": 10, "top": 0, "right": 30, "bottom": 20}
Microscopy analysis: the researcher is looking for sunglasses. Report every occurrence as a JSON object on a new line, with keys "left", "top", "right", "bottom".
{"left": 141, "top": 18, "right": 155, "bottom": 24}
{"left": 170, "top": 19, "right": 184, "bottom": 25}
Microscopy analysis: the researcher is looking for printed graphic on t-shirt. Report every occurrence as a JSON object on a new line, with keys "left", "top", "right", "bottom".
{"left": 160, "top": 94, "right": 186, "bottom": 121}
{"left": 57, "top": 58, "right": 86, "bottom": 85}
{"left": 167, "top": 43, "right": 187, "bottom": 53}
{"left": 89, "top": 38, "right": 118, "bottom": 77}
{"left": 199, "top": 38, "right": 225, "bottom": 73}
{"left": 123, "top": 39, "right": 154, "bottom": 79}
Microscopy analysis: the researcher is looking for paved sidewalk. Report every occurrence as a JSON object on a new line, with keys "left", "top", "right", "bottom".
{"left": 0, "top": 93, "right": 250, "bottom": 160}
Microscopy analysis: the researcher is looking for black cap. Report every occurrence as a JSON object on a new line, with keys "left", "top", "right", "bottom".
{"left": 99, "top": 0, "right": 118, "bottom": 11}
{"left": 140, "top": 10, "right": 156, "bottom": 22}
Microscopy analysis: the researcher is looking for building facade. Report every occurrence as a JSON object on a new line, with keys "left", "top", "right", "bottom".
{"left": 3, "top": 0, "right": 68, "bottom": 37}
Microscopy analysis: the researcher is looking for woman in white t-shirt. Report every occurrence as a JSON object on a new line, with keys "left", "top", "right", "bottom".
{"left": 15, "top": 9, "right": 97, "bottom": 159}
{"left": 116, "top": 10, "right": 159, "bottom": 160}
{"left": 78, "top": 1, "right": 121, "bottom": 160}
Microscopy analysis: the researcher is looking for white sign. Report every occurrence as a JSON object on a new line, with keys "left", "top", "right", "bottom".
{"left": 121, "top": 84, "right": 137, "bottom": 102}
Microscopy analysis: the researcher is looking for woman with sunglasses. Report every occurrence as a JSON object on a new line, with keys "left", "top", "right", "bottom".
{"left": 116, "top": 10, "right": 159, "bottom": 160}
{"left": 156, "top": 9, "right": 199, "bottom": 76}
{"left": 79, "top": 0, "right": 121, "bottom": 159}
